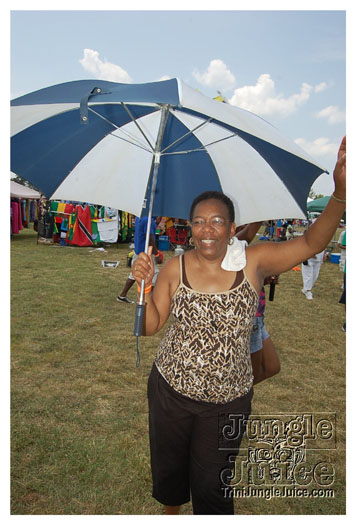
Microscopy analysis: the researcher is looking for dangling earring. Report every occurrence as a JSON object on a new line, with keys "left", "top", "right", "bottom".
{"left": 189, "top": 237, "right": 195, "bottom": 247}
{"left": 228, "top": 237, "right": 234, "bottom": 246}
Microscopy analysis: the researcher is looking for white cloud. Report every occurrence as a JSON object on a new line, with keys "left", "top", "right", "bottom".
{"left": 315, "top": 105, "right": 346, "bottom": 125}
{"left": 192, "top": 59, "right": 236, "bottom": 91}
{"left": 294, "top": 137, "right": 339, "bottom": 158}
{"left": 314, "top": 82, "right": 328, "bottom": 93}
{"left": 79, "top": 49, "right": 132, "bottom": 83}
{"left": 228, "top": 74, "right": 314, "bottom": 118}
{"left": 157, "top": 75, "right": 172, "bottom": 81}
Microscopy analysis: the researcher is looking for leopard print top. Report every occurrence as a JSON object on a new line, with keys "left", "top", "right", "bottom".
{"left": 155, "top": 254, "right": 259, "bottom": 404}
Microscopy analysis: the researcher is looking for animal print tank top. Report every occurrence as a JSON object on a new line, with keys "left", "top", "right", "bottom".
{"left": 155, "top": 254, "right": 259, "bottom": 404}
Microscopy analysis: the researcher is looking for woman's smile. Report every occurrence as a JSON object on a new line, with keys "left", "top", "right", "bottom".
{"left": 200, "top": 239, "right": 217, "bottom": 245}
{"left": 191, "top": 198, "right": 236, "bottom": 259}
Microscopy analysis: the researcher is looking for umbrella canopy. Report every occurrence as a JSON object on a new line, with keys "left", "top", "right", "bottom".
{"left": 307, "top": 196, "right": 330, "bottom": 213}
{"left": 11, "top": 78, "right": 327, "bottom": 225}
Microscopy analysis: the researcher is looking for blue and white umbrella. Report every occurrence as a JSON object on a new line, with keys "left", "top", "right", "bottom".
{"left": 11, "top": 78, "right": 327, "bottom": 226}
{"left": 11, "top": 77, "right": 328, "bottom": 348}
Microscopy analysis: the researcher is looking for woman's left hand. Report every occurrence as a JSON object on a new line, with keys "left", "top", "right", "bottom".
{"left": 333, "top": 136, "right": 346, "bottom": 200}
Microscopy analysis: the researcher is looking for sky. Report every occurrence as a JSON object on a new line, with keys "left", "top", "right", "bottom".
{"left": 9, "top": 4, "right": 348, "bottom": 196}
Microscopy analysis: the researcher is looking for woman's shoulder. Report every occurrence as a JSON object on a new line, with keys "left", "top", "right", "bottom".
{"left": 164, "top": 252, "right": 183, "bottom": 265}
{"left": 160, "top": 253, "right": 181, "bottom": 277}
{"left": 155, "top": 253, "right": 181, "bottom": 296}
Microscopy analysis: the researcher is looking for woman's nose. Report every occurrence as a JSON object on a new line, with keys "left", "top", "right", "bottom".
{"left": 201, "top": 221, "right": 214, "bottom": 233}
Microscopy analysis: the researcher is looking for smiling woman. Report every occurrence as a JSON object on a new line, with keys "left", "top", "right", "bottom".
{"left": 189, "top": 197, "right": 236, "bottom": 267}
{"left": 130, "top": 137, "right": 346, "bottom": 516}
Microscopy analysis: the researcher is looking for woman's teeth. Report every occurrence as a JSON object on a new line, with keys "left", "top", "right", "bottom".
{"left": 201, "top": 240, "right": 216, "bottom": 245}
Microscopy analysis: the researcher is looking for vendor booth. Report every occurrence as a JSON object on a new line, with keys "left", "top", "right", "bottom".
{"left": 10, "top": 180, "right": 41, "bottom": 235}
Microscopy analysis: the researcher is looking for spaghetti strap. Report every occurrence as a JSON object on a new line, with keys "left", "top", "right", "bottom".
{"left": 181, "top": 254, "right": 191, "bottom": 287}
{"left": 231, "top": 270, "right": 244, "bottom": 289}
{"left": 179, "top": 254, "right": 184, "bottom": 285}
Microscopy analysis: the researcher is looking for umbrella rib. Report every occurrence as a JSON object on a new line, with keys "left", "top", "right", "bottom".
{"left": 162, "top": 132, "right": 239, "bottom": 155}
{"left": 109, "top": 133, "right": 153, "bottom": 153}
{"left": 88, "top": 107, "right": 153, "bottom": 152}
{"left": 121, "top": 102, "right": 156, "bottom": 152}
{"left": 160, "top": 116, "right": 214, "bottom": 154}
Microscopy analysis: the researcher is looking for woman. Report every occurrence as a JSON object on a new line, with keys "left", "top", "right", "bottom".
{"left": 132, "top": 136, "right": 346, "bottom": 515}
{"left": 249, "top": 276, "right": 281, "bottom": 384}
{"left": 235, "top": 223, "right": 281, "bottom": 384}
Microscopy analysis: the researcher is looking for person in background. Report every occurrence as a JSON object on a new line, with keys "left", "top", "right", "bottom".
{"left": 286, "top": 221, "right": 294, "bottom": 240}
{"left": 337, "top": 227, "right": 346, "bottom": 273}
{"left": 301, "top": 217, "right": 326, "bottom": 300}
{"left": 301, "top": 250, "right": 325, "bottom": 300}
{"left": 339, "top": 230, "right": 346, "bottom": 331}
{"left": 249, "top": 275, "right": 280, "bottom": 384}
{"left": 268, "top": 220, "right": 275, "bottom": 240}
{"left": 236, "top": 223, "right": 280, "bottom": 384}
{"left": 117, "top": 215, "right": 162, "bottom": 304}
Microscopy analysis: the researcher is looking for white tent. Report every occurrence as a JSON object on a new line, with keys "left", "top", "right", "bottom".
{"left": 10, "top": 180, "right": 41, "bottom": 199}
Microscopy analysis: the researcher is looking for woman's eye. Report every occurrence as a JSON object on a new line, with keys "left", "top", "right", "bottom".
{"left": 212, "top": 218, "right": 225, "bottom": 226}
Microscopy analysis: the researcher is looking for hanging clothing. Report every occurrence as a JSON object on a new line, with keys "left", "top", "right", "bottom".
{"left": 37, "top": 209, "right": 54, "bottom": 239}
{"left": 21, "top": 200, "right": 27, "bottom": 228}
{"left": 30, "top": 200, "right": 36, "bottom": 222}
{"left": 64, "top": 203, "right": 74, "bottom": 215}
{"left": 70, "top": 205, "right": 93, "bottom": 246}
{"left": 121, "top": 211, "right": 128, "bottom": 241}
{"left": 93, "top": 207, "right": 119, "bottom": 243}
{"left": 25, "top": 200, "right": 30, "bottom": 227}
{"left": 11, "top": 201, "right": 20, "bottom": 234}
{"left": 95, "top": 219, "right": 119, "bottom": 243}
{"left": 89, "top": 205, "right": 100, "bottom": 244}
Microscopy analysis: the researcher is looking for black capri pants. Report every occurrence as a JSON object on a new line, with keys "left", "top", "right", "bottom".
{"left": 147, "top": 363, "right": 253, "bottom": 514}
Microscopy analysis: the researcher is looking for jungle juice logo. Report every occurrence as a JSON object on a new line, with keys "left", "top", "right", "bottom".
{"left": 218, "top": 413, "right": 337, "bottom": 498}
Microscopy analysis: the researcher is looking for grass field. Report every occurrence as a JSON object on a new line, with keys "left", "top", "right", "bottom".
{"left": 11, "top": 228, "right": 346, "bottom": 515}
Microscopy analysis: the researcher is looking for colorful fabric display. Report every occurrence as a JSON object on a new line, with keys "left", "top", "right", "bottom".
{"left": 57, "top": 202, "right": 66, "bottom": 214}
{"left": 95, "top": 219, "right": 119, "bottom": 243}
{"left": 64, "top": 203, "right": 74, "bottom": 215}
{"left": 89, "top": 205, "right": 100, "bottom": 244}
{"left": 30, "top": 200, "right": 36, "bottom": 222}
{"left": 11, "top": 201, "right": 20, "bottom": 234}
{"left": 21, "top": 200, "right": 28, "bottom": 227}
{"left": 70, "top": 205, "right": 93, "bottom": 246}
{"left": 121, "top": 211, "right": 128, "bottom": 241}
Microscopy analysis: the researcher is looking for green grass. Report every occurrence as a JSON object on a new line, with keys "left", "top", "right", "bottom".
{"left": 11, "top": 228, "right": 345, "bottom": 514}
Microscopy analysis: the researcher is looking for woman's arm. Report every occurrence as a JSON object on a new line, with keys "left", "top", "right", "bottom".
{"left": 249, "top": 136, "right": 346, "bottom": 279}
{"left": 236, "top": 222, "right": 262, "bottom": 244}
{"left": 132, "top": 249, "right": 179, "bottom": 335}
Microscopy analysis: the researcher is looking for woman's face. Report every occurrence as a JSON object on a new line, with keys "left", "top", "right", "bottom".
{"left": 191, "top": 198, "right": 236, "bottom": 259}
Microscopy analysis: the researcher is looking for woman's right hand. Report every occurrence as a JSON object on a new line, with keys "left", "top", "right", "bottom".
{"left": 263, "top": 275, "right": 279, "bottom": 286}
{"left": 131, "top": 246, "right": 154, "bottom": 287}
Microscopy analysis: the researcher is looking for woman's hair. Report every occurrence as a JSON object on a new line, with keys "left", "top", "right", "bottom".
{"left": 189, "top": 191, "right": 235, "bottom": 222}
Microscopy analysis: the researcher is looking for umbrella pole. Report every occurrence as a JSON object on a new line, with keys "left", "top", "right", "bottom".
{"left": 134, "top": 105, "right": 170, "bottom": 348}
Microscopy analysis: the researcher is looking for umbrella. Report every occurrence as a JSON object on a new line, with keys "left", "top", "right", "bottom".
{"left": 11, "top": 78, "right": 328, "bottom": 346}
{"left": 11, "top": 78, "right": 327, "bottom": 224}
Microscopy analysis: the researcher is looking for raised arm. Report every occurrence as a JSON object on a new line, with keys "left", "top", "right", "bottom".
{"left": 236, "top": 222, "right": 262, "bottom": 244}
{"left": 249, "top": 136, "right": 346, "bottom": 279}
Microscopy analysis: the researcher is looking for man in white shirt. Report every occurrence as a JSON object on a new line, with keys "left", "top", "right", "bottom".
{"left": 337, "top": 228, "right": 346, "bottom": 272}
